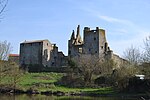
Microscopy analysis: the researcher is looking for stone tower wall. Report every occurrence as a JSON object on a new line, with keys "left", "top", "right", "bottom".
{"left": 83, "top": 27, "right": 99, "bottom": 55}
{"left": 20, "top": 42, "right": 43, "bottom": 65}
{"left": 83, "top": 27, "right": 107, "bottom": 57}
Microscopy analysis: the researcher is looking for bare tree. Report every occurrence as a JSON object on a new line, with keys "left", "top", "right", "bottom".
{"left": 143, "top": 36, "right": 150, "bottom": 62}
{"left": 123, "top": 45, "right": 141, "bottom": 66}
{"left": 0, "top": 0, "right": 8, "bottom": 16}
{"left": 71, "top": 54, "right": 114, "bottom": 85}
{"left": 140, "top": 36, "right": 150, "bottom": 77}
{"left": 0, "top": 40, "right": 12, "bottom": 60}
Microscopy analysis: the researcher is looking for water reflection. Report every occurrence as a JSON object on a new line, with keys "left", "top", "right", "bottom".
{"left": 0, "top": 94, "right": 136, "bottom": 100}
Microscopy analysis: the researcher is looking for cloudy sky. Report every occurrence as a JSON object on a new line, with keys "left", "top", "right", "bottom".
{"left": 0, "top": 0, "right": 150, "bottom": 56}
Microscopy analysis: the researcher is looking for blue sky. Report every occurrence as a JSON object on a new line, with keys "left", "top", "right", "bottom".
{"left": 0, "top": 0, "right": 150, "bottom": 56}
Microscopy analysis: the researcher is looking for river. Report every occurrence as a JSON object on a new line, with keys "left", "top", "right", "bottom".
{"left": 0, "top": 94, "right": 138, "bottom": 100}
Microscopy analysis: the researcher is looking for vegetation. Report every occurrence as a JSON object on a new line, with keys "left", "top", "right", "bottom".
{"left": 0, "top": 0, "right": 8, "bottom": 16}
{"left": 1, "top": 35, "right": 150, "bottom": 97}
{"left": 63, "top": 55, "right": 115, "bottom": 87}
{"left": 0, "top": 40, "right": 12, "bottom": 60}
{"left": 0, "top": 61, "right": 23, "bottom": 92}
{"left": 0, "top": 70, "right": 114, "bottom": 95}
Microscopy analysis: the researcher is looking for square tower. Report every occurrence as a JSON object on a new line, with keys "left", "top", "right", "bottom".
{"left": 83, "top": 27, "right": 107, "bottom": 57}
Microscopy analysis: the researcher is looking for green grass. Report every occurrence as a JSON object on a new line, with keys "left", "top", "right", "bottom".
{"left": 52, "top": 86, "right": 113, "bottom": 93}
{"left": 20, "top": 72, "right": 63, "bottom": 85}
{"left": 1, "top": 72, "right": 114, "bottom": 94}
{"left": 18, "top": 72, "right": 64, "bottom": 90}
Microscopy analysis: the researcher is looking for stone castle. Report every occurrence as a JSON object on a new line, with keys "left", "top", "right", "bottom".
{"left": 68, "top": 25, "right": 112, "bottom": 59}
{"left": 20, "top": 40, "right": 67, "bottom": 68}
{"left": 19, "top": 25, "right": 125, "bottom": 68}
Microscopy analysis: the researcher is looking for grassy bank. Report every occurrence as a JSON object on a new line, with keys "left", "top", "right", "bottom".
{"left": 0, "top": 72, "right": 114, "bottom": 95}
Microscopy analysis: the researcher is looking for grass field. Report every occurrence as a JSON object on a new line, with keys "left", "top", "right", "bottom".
{"left": 1, "top": 72, "right": 113, "bottom": 94}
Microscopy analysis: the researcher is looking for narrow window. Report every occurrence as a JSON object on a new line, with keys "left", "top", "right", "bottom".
{"left": 51, "top": 62, "right": 54, "bottom": 66}
{"left": 79, "top": 48, "right": 82, "bottom": 53}
{"left": 89, "top": 48, "right": 91, "bottom": 52}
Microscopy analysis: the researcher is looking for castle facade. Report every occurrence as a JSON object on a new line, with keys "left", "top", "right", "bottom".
{"left": 20, "top": 40, "right": 67, "bottom": 68}
{"left": 68, "top": 25, "right": 113, "bottom": 59}
{"left": 19, "top": 25, "right": 125, "bottom": 69}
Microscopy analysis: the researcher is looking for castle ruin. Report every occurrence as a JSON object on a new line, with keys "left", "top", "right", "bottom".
{"left": 68, "top": 25, "right": 113, "bottom": 60}
{"left": 19, "top": 25, "right": 125, "bottom": 69}
{"left": 20, "top": 40, "right": 67, "bottom": 68}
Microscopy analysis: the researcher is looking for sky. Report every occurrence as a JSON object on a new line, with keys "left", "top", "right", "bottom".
{"left": 0, "top": 0, "right": 150, "bottom": 57}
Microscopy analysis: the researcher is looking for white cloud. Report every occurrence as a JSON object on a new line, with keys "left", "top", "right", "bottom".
{"left": 82, "top": 8, "right": 134, "bottom": 26}
{"left": 109, "top": 30, "right": 150, "bottom": 56}
{"left": 98, "top": 15, "right": 133, "bottom": 26}
{"left": 82, "top": 7, "right": 150, "bottom": 56}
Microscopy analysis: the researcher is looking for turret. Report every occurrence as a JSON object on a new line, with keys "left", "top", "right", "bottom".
{"left": 71, "top": 30, "right": 75, "bottom": 40}
{"left": 75, "top": 25, "right": 83, "bottom": 45}
{"left": 77, "top": 25, "right": 80, "bottom": 36}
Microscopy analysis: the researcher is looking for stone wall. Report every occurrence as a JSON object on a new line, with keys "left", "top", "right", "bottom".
{"left": 20, "top": 40, "right": 67, "bottom": 69}
{"left": 68, "top": 25, "right": 126, "bottom": 68}
{"left": 20, "top": 41, "right": 43, "bottom": 66}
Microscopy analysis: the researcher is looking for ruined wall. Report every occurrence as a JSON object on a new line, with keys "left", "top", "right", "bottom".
{"left": 68, "top": 25, "right": 83, "bottom": 59}
{"left": 42, "top": 40, "right": 52, "bottom": 67}
{"left": 68, "top": 26, "right": 125, "bottom": 68}
{"left": 68, "top": 26, "right": 109, "bottom": 58}
{"left": 20, "top": 40, "right": 67, "bottom": 68}
{"left": 113, "top": 54, "right": 127, "bottom": 68}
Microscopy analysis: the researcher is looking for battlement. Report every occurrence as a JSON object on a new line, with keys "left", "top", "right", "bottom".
{"left": 84, "top": 27, "right": 105, "bottom": 33}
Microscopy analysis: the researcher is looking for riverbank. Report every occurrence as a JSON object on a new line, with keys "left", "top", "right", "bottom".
{"left": 0, "top": 72, "right": 113, "bottom": 95}
{"left": 0, "top": 72, "right": 149, "bottom": 99}
{"left": 0, "top": 86, "right": 113, "bottom": 96}
{"left": 0, "top": 87, "right": 149, "bottom": 99}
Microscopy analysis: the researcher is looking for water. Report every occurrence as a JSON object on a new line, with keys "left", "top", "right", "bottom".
{"left": 0, "top": 94, "right": 138, "bottom": 100}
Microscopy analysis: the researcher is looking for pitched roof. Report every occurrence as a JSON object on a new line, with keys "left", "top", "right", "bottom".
{"left": 9, "top": 54, "right": 19, "bottom": 57}
{"left": 21, "top": 39, "right": 49, "bottom": 44}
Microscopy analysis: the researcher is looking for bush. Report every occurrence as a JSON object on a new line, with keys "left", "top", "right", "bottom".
{"left": 56, "top": 73, "right": 84, "bottom": 88}
{"left": 111, "top": 64, "right": 140, "bottom": 91}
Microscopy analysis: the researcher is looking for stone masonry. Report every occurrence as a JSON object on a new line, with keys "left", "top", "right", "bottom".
{"left": 68, "top": 25, "right": 112, "bottom": 58}
{"left": 68, "top": 25, "right": 125, "bottom": 67}
{"left": 20, "top": 39, "right": 67, "bottom": 68}
{"left": 19, "top": 25, "right": 125, "bottom": 69}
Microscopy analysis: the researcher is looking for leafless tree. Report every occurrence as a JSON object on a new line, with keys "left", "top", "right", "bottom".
{"left": 0, "top": 40, "right": 12, "bottom": 60}
{"left": 143, "top": 36, "right": 150, "bottom": 62}
{"left": 141, "top": 36, "right": 150, "bottom": 77}
{"left": 71, "top": 54, "right": 114, "bottom": 85}
{"left": 123, "top": 45, "right": 141, "bottom": 66}
{"left": 0, "top": 0, "right": 8, "bottom": 16}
